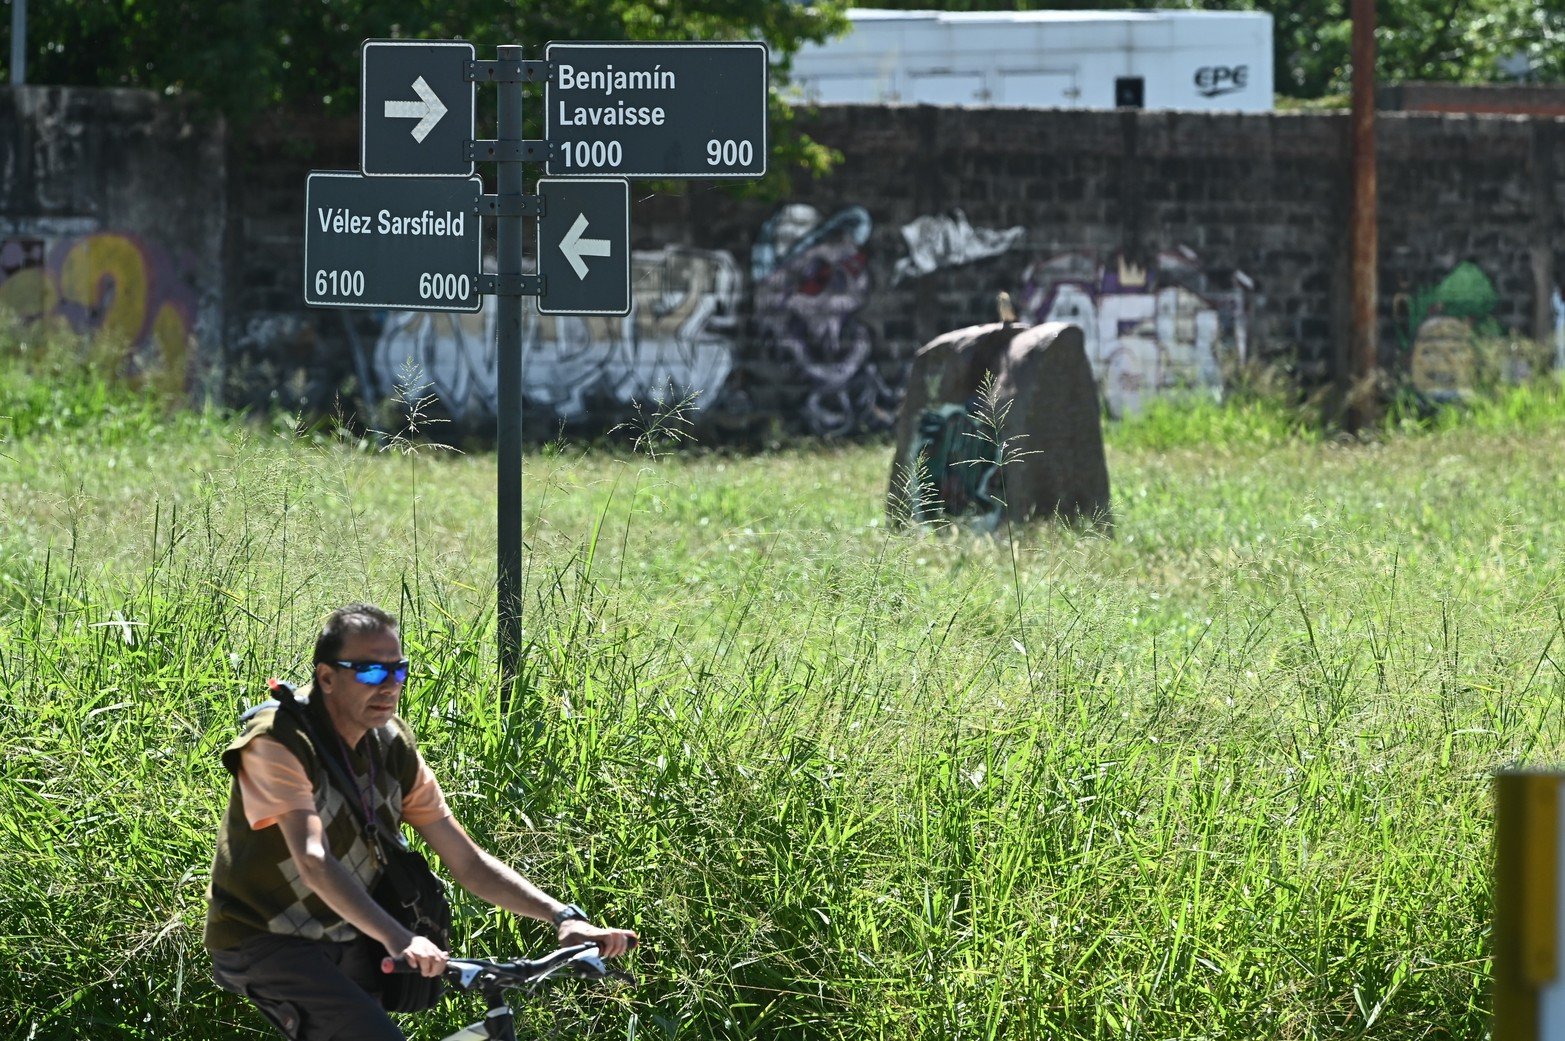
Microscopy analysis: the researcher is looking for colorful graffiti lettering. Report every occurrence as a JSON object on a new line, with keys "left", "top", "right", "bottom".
{"left": 1554, "top": 287, "right": 1565, "bottom": 372}
{"left": 1396, "top": 262, "right": 1502, "bottom": 402}
{"left": 1017, "top": 247, "right": 1252, "bottom": 418}
{"left": 372, "top": 246, "right": 740, "bottom": 422}
{"left": 1395, "top": 262, "right": 1562, "bottom": 401}
{"left": 0, "top": 231, "right": 198, "bottom": 396}
{"left": 752, "top": 204, "right": 898, "bottom": 436}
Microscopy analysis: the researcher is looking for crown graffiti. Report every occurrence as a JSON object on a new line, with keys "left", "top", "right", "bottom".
{"left": 1117, "top": 256, "right": 1148, "bottom": 287}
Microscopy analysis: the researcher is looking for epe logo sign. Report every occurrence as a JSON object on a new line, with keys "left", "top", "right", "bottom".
{"left": 1194, "top": 65, "right": 1249, "bottom": 97}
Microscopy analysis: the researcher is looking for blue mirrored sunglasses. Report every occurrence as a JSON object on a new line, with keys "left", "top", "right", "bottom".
{"left": 327, "top": 658, "right": 410, "bottom": 684}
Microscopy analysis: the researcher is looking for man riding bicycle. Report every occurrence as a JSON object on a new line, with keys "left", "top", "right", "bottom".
{"left": 204, "top": 602, "right": 637, "bottom": 1040}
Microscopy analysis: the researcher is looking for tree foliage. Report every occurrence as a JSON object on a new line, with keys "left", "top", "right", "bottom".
{"left": 858, "top": 0, "right": 1565, "bottom": 100}
{"left": 0, "top": 0, "right": 848, "bottom": 182}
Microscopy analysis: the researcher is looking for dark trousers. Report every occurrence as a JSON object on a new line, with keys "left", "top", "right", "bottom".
{"left": 210, "top": 934, "right": 404, "bottom": 1041}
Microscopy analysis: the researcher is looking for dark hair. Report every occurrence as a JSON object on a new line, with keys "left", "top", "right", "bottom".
{"left": 313, "top": 602, "right": 399, "bottom": 664}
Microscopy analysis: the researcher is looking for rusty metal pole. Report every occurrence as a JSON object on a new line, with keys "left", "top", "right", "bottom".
{"left": 1349, "top": 0, "right": 1379, "bottom": 430}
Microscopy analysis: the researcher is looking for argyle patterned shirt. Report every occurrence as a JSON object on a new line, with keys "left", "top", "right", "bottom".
{"left": 203, "top": 683, "right": 420, "bottom": 952}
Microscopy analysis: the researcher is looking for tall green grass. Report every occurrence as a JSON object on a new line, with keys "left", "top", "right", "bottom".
{"left": 5, "top": 348, "right": 1565, "bottom": 1039}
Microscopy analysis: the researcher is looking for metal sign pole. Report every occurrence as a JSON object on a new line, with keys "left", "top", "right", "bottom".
{"left": 495, "top": 44, "right": 525, "bottom": 701}
{"left": 10, "top": 0, "right": 25, "bottom": 85}
{"left": 312, "top": 34, "right": 767, "bottom": 710}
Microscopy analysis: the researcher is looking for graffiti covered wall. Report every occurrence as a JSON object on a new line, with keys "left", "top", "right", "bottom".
{"left": 0, "top": 225, "right": 203, "bottom": 393}
{"left": 0, "top": 88, "right": 224, "bottom": 395}
{"left": 352, "top": 107, "right": 1554, "bottom": 436}
{"left": 8, "top": 89, "right": 1562, "bottom": 438}
{"left": 1394, "top": 261, "right": 1557, "bottom": 401}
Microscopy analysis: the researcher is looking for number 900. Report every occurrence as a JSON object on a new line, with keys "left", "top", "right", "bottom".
{"left": 706, "top": 139, "right": 754, "bottom": 167}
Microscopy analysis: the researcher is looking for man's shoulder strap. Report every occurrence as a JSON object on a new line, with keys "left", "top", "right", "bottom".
{"left": 228, "top": 679, "right": 414, "bottom": 837}
{"left": 221, "top": 678, "right": 316, "bottom": 779}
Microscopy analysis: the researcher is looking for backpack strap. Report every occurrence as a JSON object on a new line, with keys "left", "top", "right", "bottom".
{"left": 263, "top": 677, "right": 393, "bottom": 860}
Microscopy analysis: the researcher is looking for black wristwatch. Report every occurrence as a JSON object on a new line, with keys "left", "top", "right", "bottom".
{"left": 552, "top": 903, "right": 589, "bottom": 929}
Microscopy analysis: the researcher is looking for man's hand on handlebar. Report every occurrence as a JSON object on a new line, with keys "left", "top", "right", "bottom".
{"left": 558, "top": 920, "right": 638, "bottom": 959}
{"left": 389, "top": 933, "right": 449, "bottom": 977}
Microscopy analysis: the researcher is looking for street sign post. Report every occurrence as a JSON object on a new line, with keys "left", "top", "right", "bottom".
{"left": 361, "top": 39, "right": 476, "bottom": 177}
{"left": 308, "top": 35, "right": 769, "bottom": 696}
{"left": 536, "top": 178, "right": 631, "bottom": 316}
{"left": 304, "top": 172, "right": 482, "bottom": 311}
{"left": 544, "top": 41, "right": 767, "bottom": 178}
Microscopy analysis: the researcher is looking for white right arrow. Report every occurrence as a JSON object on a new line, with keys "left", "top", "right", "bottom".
{"left": 559, "top": 213, "right": 611, "bottom": 279}
{"left": 384, "top": 76, "right": 448, "bottom": 143}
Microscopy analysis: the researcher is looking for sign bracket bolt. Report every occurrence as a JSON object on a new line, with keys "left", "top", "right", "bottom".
{"left": 478, "top": 273, "right": 545, "bottom": 297}
{"left": 467, "top": 138, "right": 552, "bottom": 163}
{"left": 466, "top": 59, "right": 552, "bottom": 83}
{"left": 478, "top": 194, "right": 545, "bottom": 218}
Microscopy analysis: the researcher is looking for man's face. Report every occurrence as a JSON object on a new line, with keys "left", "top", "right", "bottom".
{"left": 315, "top": 627, "right": 405, "bottom": 743}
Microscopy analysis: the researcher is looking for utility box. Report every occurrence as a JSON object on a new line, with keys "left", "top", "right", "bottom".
{"left": 785, "top": 9, "right": 1274, "bottom": 112}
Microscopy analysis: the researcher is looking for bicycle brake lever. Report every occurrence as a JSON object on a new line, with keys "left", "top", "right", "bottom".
{"left": 567, "top": 950, "right": 635, "bottom": 986}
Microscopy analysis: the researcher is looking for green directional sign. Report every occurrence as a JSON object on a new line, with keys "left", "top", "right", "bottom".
{"left": 361, "top": 39, "right": 475, "bottom": 177}
{"left": 544, "top": 41, "right": 768, "bottom": 179}
{"left": 536, "top": 177, "right": 630, "bottom": 316}
{"left": 304, "top": 172, "right": 482, "bottom": 312}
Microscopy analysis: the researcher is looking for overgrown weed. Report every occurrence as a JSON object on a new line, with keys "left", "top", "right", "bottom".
{"left": 7, "top": 334, "right": 1565, "bottom": 1038}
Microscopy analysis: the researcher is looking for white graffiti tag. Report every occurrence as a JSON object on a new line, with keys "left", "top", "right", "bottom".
{"left": 892, "top": 209, "right": 1025, "bottom": 285}
{"left": 1019, "top": 249, "right": 1252, "bottom": 418}
{"left": 371, "top": 247, "right": 740, "bottom": 422}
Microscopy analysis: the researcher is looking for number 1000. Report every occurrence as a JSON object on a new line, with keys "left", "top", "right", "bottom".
{"left": 559, "top": 141, "right": 623, "bottom": 168}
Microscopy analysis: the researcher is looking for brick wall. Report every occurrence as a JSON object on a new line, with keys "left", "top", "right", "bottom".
{"left": 1380, "top": 83, "right": 1565, "bottom": 117}
{"left": 4, "top": 87, "right": 1563, "bottom": 438}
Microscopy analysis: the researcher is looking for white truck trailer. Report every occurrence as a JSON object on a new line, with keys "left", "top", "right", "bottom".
{"left": 785, "top": 9, "right": 1274, "bottom": 112}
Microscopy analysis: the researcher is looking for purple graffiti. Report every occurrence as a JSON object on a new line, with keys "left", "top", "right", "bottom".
{"left": 0, "top": 231, "right": 199, "bottom": 393}
{"left": 1017, "top": 247, "right": 1252, "bottom": 418}
{"left": 752, "top": 204, "right": 899, "bottom": 436}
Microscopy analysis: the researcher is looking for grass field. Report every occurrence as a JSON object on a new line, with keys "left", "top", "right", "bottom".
{"left": 4, "top": 344, "right": 1565, "bottom": 1039}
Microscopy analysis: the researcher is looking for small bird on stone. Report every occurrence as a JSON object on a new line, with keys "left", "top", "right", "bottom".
{"left": 997, "top": 291, "right": 1017, "bottom": 325}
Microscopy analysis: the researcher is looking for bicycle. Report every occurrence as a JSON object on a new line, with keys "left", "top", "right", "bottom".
{"left": 382, "top": 944, "right": 635, "bottom": 1041}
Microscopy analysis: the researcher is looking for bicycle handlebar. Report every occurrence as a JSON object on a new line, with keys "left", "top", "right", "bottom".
{"left": 381, "top": 943, "right": 635, "bottom": 990}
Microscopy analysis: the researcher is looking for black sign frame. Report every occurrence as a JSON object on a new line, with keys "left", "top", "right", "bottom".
{"left": 535, "top": 177, "right": 632, "bottom": 317}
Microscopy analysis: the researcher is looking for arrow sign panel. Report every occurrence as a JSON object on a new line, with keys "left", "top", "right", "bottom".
{"left": 384, "top": 76, "right": 448, "bottom": 143}
{"left": 304, "top": 172, "right": 482, "bottom": 312}
{"left": 361, "top": 39, "right": 475, "bottom": 177}
{"left": 560, "top": 214, "right": 612, "bottom": 278}
{"left": 536, "top": 178, "right": 630, "bottom": 316}
{"left": 545, "top": 41, "right": 768, "bottom": 179}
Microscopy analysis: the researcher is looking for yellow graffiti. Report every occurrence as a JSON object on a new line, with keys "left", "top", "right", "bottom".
{"left": 59, "top": 234, "right": 149, "bottom": 348}
{"left": 0, "top": 233, "right": 193, "bottom": 394}
{"left": 1410, "top": 315, "right": 1477, "bottom": 401}
{"left": 152, "top": 302, "right": 193, "bottom": 399}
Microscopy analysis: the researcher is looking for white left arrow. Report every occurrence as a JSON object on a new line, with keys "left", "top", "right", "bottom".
{"left": 559, "top": 213, "right": 612, "bottom": 279}
{"left": 384, "top": 76, "right": 448, "bottom": 143}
